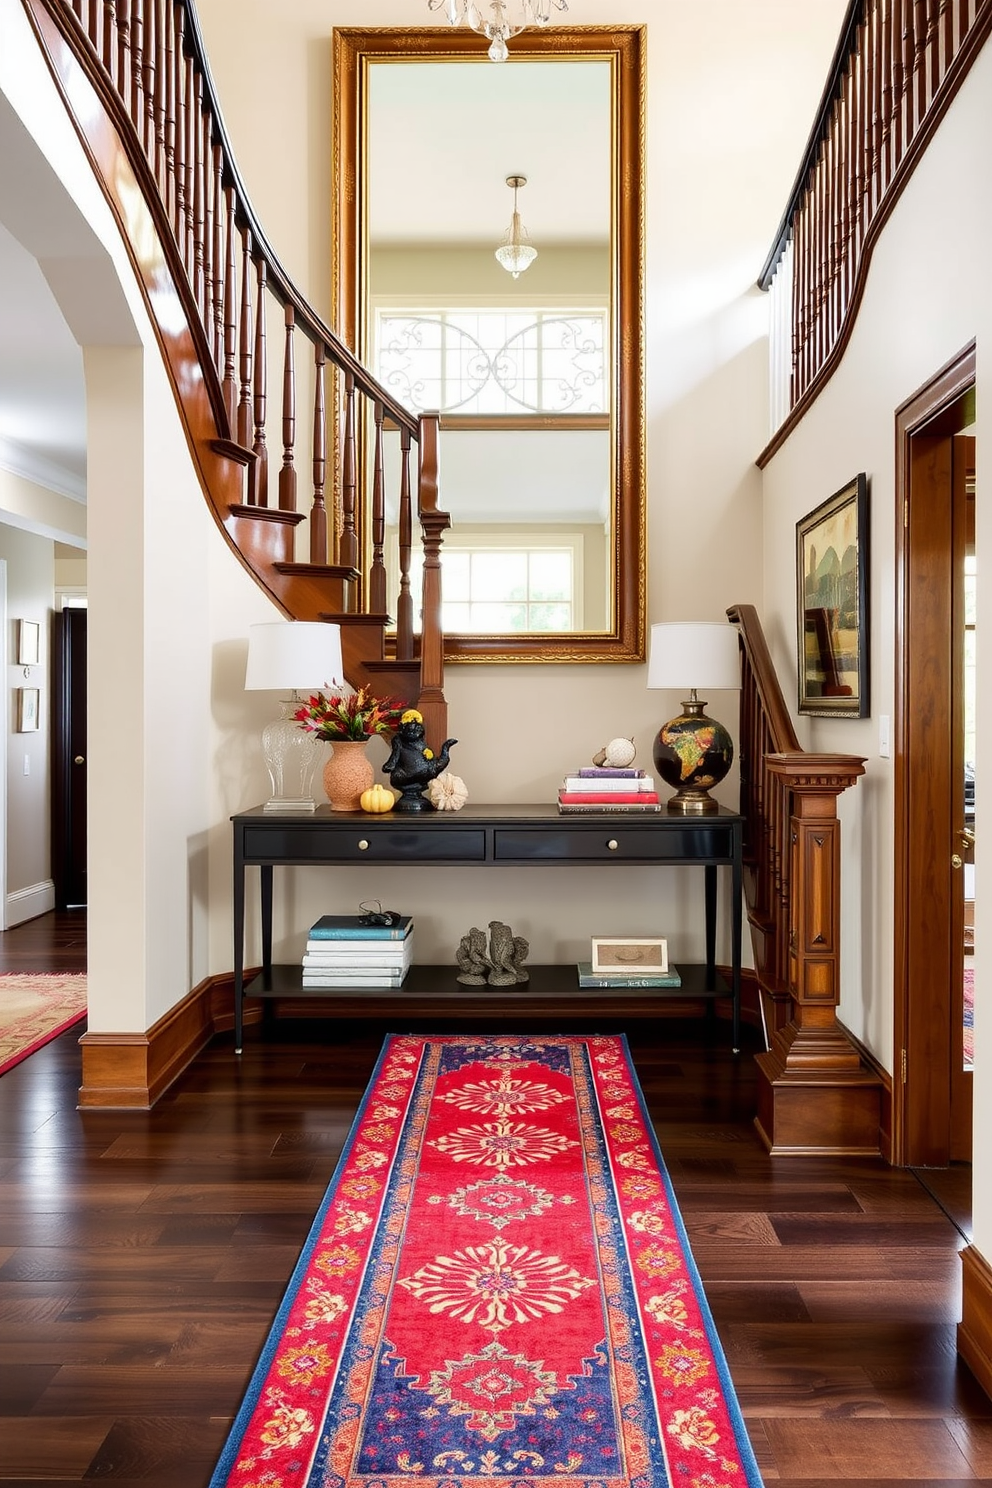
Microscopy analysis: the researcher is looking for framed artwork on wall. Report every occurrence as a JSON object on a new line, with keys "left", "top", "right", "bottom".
{"left": 17, "top": 619, "right": 40, "bottom": 667}
{"left": 16, "top": 687, "right": 40, "bottom": 732}
{"left": 796, "top": 473, "right": 870, "bottom": 717}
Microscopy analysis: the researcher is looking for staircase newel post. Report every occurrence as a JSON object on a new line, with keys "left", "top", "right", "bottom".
{"left": 415, "top": 412, "right": 450, "bottom": 752}
{"left": 756, "top": 752, "right": 881, "bottom": 1155}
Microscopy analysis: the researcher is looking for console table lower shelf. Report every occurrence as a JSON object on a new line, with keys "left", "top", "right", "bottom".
{"left": 241, "top": 962, "right": 737, "bottom": 1029}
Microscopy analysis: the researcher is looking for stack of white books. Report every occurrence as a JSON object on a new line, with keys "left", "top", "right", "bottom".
{"left": 301, "top": 913, "right": 414, "bottom": 989}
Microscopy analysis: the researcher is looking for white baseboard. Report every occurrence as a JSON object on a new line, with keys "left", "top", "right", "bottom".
{"left": 6, "top": 879, "right": 56, "bottom": 928}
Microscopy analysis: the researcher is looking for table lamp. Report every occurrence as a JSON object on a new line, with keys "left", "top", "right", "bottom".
{"left": 245, "top": 621, "right": 344, "bottom": 812}
{"left": 647, "top": 622, "right": 740, "bottom": 814}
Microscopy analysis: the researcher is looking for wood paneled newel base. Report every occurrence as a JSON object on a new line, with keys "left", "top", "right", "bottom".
{"left": 959, "top": 1245, "right": 992, "bottom": 1401}
{"left": 754, "top": 754, "right": 882, "bottom": 1155}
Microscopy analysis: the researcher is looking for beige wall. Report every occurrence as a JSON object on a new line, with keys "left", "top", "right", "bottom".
{"left": 371, "top": 243, "right": 610, "bottom": 303}
{"left": 759, "top": 47, "right": 992, "bottom": 1251}
{"left": 0, "top": 523, "right": 53, "bottom": 921}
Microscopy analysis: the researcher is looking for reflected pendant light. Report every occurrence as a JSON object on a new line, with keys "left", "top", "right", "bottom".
{"left": 428, "top": 0, "right": 568, "bottom": 63}
{"left": 495, "top": 175, "right": 537, "bottom": 278}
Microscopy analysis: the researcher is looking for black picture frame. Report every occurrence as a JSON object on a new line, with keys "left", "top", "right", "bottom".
{"left": 796, "top": 473, "right": 870, "bottom": 717}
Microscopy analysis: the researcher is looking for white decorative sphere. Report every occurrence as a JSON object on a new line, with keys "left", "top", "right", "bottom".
{"left": 604, "top": 737, "right": 636, "bottom": 767}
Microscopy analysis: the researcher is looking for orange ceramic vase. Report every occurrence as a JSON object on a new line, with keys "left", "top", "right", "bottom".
{"left": 322, "top": 739, "right": 374, "bottom": 812}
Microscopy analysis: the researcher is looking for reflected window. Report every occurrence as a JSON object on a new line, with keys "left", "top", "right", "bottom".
{"left": 376, "top": 309, "right": 607, "bottom": 417}
{"left": 396, "top": 538, "right": 580, "bottom": 633}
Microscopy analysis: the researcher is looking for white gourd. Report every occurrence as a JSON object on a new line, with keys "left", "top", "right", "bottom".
{"left": 603, "top": 737, "right": 636, "bottom": 767}
{"left": 427, "top": 772, "right": 468, "bottom": 811}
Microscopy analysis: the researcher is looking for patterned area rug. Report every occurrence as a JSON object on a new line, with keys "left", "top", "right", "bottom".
{"left": 0, "top": 972, "right": 87, "bottom": 1077}
{"left": 964, "top": 967, "right": 974, "bottom": 1068}
{"left": 211, "top": 1034, "right": 762, "bottom": 1488}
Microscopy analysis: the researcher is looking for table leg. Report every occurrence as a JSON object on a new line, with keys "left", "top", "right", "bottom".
{"left": 261, "top": 866, "right": 273, "bottom": 972}
{"left": 704, "top": 864, "right": 717, "bottom": 985}
{"left": 731, "top": 830, "right": 743, "bottom": 1053}
{"left": 233, "top": 839, "right": 245, "bottom": 1056}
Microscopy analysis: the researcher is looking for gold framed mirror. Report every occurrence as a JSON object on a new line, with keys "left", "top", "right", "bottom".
{"left": 332, "top": 25, "right": 645, "bottom": 663}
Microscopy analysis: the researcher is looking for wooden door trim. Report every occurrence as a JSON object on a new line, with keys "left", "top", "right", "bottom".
{"left": 892, "top": 340, "right": 976, "bottom": 1166}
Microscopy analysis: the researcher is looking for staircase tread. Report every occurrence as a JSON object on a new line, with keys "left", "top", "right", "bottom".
{"left": 229, "top": 503, "right": 305, "bottom": 527}
{"left": 274, "top": 561, "right": 361, "bottom": 579}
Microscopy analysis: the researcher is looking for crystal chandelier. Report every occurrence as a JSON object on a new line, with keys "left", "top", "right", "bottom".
{"left": 494, "top": 175, "right": 537, "bottom": 278}
{"left": 428, "top": 0, "right": 568, "bottom": 63}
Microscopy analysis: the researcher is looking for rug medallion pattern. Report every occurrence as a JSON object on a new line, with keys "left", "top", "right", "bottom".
{"left": 212, "top": 1035, "right": 762, "bottom": 1488}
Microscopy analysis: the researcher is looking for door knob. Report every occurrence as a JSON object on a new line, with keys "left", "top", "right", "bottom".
{"left": 73, "top": 755, "right": 85, "bottom": 765}
{"left": 952, "top": 854, "right": 964, "bottom": 869}
{"left": 960, "top": 826, "right": 976, "bottom": 849}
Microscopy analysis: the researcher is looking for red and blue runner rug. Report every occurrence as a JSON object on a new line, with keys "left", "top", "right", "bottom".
{"left": 211, "top": 1034, "right": 762, "bottom": 1488}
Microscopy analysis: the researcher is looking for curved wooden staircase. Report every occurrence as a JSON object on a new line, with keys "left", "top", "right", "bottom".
{"left": 22, "top": 0, "right": 450, "bottom": 743}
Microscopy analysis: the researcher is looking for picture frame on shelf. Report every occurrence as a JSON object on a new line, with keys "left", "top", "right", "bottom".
{"left": 591, "top": 936, "right": 668, "bottom": 976}
{"left": 17, "top": 619, "right": 40, "bottom": 668}
{"left": 796, "top": 472, "right": 870, "bottom": 717}
{"left": 16, "top": 687, "right": 40, "bottom": 732}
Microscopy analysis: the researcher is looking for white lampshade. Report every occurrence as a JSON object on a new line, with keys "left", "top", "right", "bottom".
{"left": 647, "top": 623, "right": 740, "bottom": 694}
{"left": 245, "top": 622, "right": 343, "bottom": 693}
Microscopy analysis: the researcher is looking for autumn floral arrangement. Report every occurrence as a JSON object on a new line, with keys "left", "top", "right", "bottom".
{"left": 293, "top": 685, "right": 406, "bottom": 742}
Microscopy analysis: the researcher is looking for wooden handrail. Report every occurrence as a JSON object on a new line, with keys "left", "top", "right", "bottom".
{"left": 21, "top": 0, "right": 448, "bottom": 732}
{"left": 727, "top": 603, "right": 880, "bottom": 1154}
{"left": 759, "top": 0, "right": 991, "bottom": 440}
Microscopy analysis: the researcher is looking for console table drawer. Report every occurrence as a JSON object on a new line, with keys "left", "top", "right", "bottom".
{"left": 242, "top": 825, "right": 487, "bottom": 863}
{"left": 493, "top": 824, "right": 736, "bottom": 863}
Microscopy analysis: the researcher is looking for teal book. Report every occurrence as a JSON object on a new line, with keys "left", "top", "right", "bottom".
{"left": 308, "top": 914, "right": 413, "bottom": 941}
{"left": 576, "top": 961, "right": 682, "bottom": 989}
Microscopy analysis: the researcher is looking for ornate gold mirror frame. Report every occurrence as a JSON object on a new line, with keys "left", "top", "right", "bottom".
{"left": 332, "top": 25, "right": 645, "bottom": 663}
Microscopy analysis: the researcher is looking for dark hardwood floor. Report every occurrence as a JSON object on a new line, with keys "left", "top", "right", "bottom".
{"left": 1, "top": 913, "right": 990, "bottom": 1484}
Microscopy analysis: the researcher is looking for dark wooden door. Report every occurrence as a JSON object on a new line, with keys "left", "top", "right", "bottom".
{"left": 894, "top": 346, "right": 974, "bottom": 1166}
{"left": 52, "top": 608, "right": 87, "bottom": 908}
{"left": 949, "top": 435, "right": 974, "bottom": 1162}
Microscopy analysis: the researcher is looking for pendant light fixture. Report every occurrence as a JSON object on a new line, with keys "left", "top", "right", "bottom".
{"left": 495, "top": 175, "right": 537, "bottom": 278}
{"left": 428, "top": 0, "right": 568, "bottom": 63}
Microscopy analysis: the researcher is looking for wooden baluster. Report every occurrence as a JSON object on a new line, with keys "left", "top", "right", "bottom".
{"left": 396, "top": 428, "right": 414, "bottom": 661}
{"left": 102, "top": 0, "right": 117, "bottom": 79}
{"left": 152, "top": 0, "right": 167, "bottom": 185}
{"left": 828, "top": 113, "right": 841, "bottom": 358}
{"left": 201, "top": 129, "right": 215, "bottom": 347}
{"left": 940, "top": 0, "right": 953, "bottom": 83}
{"left": 279, "top": 306, "right": 297, "bottom": 513}
{"left": 142, "top": 0, "right": 155, "bottom": 162}
{"left": 222, "top": 187, "right": 237, "bottom": 429}
{"left": 72, "top": 0, "right": 85, "bottom": 31}
{"left": 162, "top": 0, "right": 175, "bottom": 225}
{"left": 891, "top": 0, "right": 905, "bottom": 163}
{"left": 415, "top": 412, "right": 450, "bottom": 753}
{"left": 237, "top": 229, "right": 253, "bottom": 455}
{"left": 927, "top": 0, "right": 941, "bottom": 98}
{"left": 192, "top": 74, "right": 206, "bottom": 311}
{"left": 129, "top": 0, "right": 144, "bottom": 135}
{"left": 789, "top": 211, "right": 803, "bottom": 408}
{"left": 115, "top": 0, "right": 131, "bottom": 108}
{"left": 310, "top": 345, "right": 328, "bottom": 564}
{"left": 172, "top": 4, "right": 186, "bottom": 246}
{"left": 844, "top": 61, "right": 857, "bottom": 315}
{"left": 211, "top": 145, "right": 225, "bottom": 368}
{"left": 879, "top": 0, "right": 893, "bottom": 195}
{"left": 797, "top": 195, "right": 811, "bottom": 401}
{"left": 247, "top": 258, "right": 268, "bottom": 506}
{"left": 339, "top": 373, "right": 358, "bottom": 572}
{"left": 815, "top": 154, "right": 827, "bottom": 378}
{"left": 183, "top": 50, "right": 196, "bottom": 274}
{"left": 369, "top": 403, "right": 387, "bottom": 614}
{"left": 914, "top": 0, "right": 928, "bottom": 132}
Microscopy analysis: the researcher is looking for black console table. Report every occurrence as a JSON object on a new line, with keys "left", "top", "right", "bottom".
{"left": 232, "top": 803, "right": 744, "bottom": 1054}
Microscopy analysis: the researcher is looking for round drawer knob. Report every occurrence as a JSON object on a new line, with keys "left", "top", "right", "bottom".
{"left": 74, "top": 755, "right": 85, "bottom": 765}
{"left": 358, "top": 839, "right": 370, "bottom": 851}
{"left": 607, "top": 839, "right": 619, "bottom": 851}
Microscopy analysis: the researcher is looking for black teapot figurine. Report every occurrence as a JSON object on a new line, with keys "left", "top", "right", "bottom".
{"left": 383, "top": 710, "right": 458, "bottom": 813}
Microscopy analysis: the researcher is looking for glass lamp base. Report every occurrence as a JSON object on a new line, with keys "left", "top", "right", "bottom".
{"left": 260, "top": 699, "right": 321, "bottom": 813}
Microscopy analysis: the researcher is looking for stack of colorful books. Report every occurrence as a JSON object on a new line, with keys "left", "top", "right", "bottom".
{"left": 302, "top": 913, "right": 414, "bottom": 989}
{"left": 558, "top": 767, "right": 661, "bottom": 813}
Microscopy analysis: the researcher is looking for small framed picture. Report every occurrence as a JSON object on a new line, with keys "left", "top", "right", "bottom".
{"left": 16, "top": 687, "right": 40, "bottom": 732}
{"left": 17, "top": 619, "right": 40, "bottom": 667}
{"left": 796, "top": 473, "right": 870, "bottom": 717}
{"left": 591, "top": 937, "right": 669, "bottom": 976}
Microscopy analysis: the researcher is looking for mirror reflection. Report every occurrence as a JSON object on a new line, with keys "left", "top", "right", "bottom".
{"left": 334, "top": 28, "right": 645, "bottom": 662}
